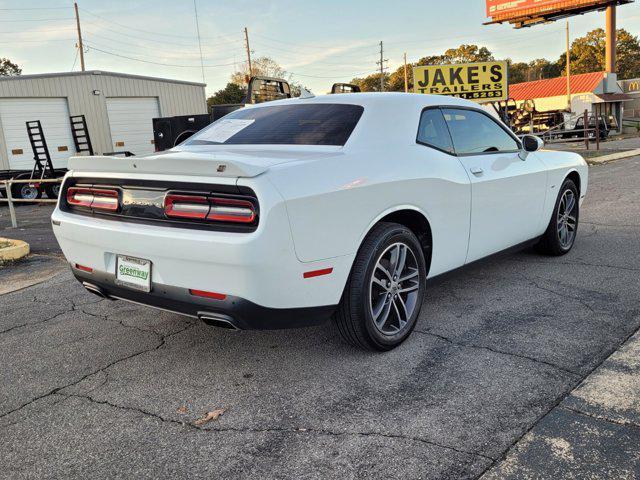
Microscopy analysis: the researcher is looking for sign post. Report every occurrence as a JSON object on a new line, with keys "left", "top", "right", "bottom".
{"left": 412, "top": 61, "right": 508, "bottom": 103}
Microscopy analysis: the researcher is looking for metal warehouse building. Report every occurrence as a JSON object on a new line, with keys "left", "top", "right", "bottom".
{"left": 0, "top": 70, "right": 206, "bottom": 171}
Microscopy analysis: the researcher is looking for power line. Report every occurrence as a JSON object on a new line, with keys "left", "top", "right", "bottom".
{"left": 0, "top": 17, "right": 74, "bottom": 22}
{"left": 193, "top": 0, "right": 205, "bottom": 83}
{"left": 0, "top": 6, "right": 70, "bottom": 10}
{"left": 79, "top": 6, "right": 240, "bottom": 41}
{"left": 85, "top": 44, "right": 239, "bottom": 68}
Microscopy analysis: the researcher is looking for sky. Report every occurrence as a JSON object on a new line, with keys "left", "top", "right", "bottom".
{"left": 2, "top": 0, "right": 639, "bottom": 96}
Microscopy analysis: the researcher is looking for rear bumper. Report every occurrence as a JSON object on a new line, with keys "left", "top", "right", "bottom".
{"left": 74, "top": 268, "right": 336, "bottom": 330}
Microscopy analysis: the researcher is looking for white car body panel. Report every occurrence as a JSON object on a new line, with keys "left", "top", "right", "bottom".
{"left": 52, "top": 93, "right": 588, "bottom": 326}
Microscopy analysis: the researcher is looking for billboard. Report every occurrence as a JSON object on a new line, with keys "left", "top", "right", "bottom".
{"left": 413, "top": 61, "right": 508, "bottom": 103}
{"left": 486, "top": 0, "right": 633, "bottom": 27}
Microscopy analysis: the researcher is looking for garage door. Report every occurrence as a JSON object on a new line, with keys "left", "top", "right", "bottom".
{"left": 0, "top": 98, "right": 75, "bottom": 170}
{"left": 106, "top": 97, "right": 160, "bottom": 156}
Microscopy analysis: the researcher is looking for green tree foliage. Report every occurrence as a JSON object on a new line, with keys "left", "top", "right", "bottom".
{"left": 207, "top": 82, "right": 246, "bottom": 107}
{"left": 557, "top": 28, "right": 640, "bottom": 79}
{"left": 228, "top": 56, "right": 307, "bottom": 97}
{"left": 507, "top": 58, "right": 561, "bottom": 84}
{"left": 353, "top": 44, "right": 494, "bottom": 92}
{"left": 0, "top": 58, "right": 21, "bottom": 76}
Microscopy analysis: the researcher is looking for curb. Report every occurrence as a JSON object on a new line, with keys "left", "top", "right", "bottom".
{"left": 0, "top": 237, "right": 30, "bottom": 262}
{"left": 586, "top": 148, "right": 640, "bottom": 165}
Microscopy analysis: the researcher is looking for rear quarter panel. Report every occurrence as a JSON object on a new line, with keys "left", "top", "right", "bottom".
{"left": 266, "top": 143, "right": 471, "bottom": 278}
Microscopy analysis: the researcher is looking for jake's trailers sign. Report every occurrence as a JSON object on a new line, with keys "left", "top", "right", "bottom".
{"left": 413, "top": 61, "right": 508, "bottom": 103}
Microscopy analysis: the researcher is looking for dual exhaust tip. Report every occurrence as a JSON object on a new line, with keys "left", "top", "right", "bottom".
{"left": 81, "top": 282, "right": 240, "bottom": 330}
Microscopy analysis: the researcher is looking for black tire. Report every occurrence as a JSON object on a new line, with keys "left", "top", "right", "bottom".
{"left": 334, "top": 222, "right": 427, "bottom": 351}
{"left": 536, "top": 178, "right": 579, "bottom": 256}
{"left": 11, "top": 174, "right": 42, "bottom": 200}
{"left": 44, "top": 182, "right": 61, "bottom": 199}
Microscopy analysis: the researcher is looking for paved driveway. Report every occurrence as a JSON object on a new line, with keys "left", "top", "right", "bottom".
{"left": 1, "top": 158, "right": 639, "bottom": 479}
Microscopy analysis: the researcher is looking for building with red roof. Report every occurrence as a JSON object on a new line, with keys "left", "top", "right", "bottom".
{"left": 509, "top": 72, "right": 629, "bottom": 133}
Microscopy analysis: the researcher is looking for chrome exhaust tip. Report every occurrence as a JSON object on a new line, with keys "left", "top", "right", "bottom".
{"left": 82, "top": 282, "right": 109, "bottom": 299}
{"left": 198, "top": 311, "right": 240, "bottom": 330}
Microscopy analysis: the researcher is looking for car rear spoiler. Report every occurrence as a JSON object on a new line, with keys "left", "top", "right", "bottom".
{"left": 67, "top": 152, "right": 270, "bottom": 179}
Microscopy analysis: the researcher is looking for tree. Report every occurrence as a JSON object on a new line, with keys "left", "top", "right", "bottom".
{"left": 0, "top": 58, "right": 21, "bottom": 76}
{"left": 508, "top": 58, "right": 561, "bottom": 84}
{"left": 229, "top": 56, "right": 307, "bottom": 97}
{"left": 557, "top": 28, "right": 640, "bottom": 79}
{"left": 351, "top": 72, "right": 391, "bottom": 92}
{"left": 230, "top": 56, "right": 289, "bottom": 86}
{"left": 207, "top": 82, "right": 245, "bottom": 107}
{"left": 352, "top": 45, "right": 494, "bottom": 92}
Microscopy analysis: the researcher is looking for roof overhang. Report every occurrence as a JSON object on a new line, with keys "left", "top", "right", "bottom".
{"left": 594, "top": 93, "right": 633, "bottom": 102}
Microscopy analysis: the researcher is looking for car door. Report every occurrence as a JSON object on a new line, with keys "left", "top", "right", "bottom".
{"left": 441, "top": 107, "right": 548, "bottom": 263}
{"left": 415, "top": 107, "right": 471, "bottom": 276}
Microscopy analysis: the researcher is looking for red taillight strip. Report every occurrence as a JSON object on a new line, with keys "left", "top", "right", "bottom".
{"left": 189, "top": 289, "right": 227, "bottom": 300}
{"left": 207, "top": 197, "right": 256, "bottom": 223}
{"left": 303, "top": 267, "right": 333, "bottom": 279}
{"left": 164, "top": 193, "right": 257, "bottom": 224}
{"left": 75, "top": 263, "right": 93, "bottom": 273}
{"left": 67, "top": 187, "right": 119, "bottom": 211}
{"left": 164, "top": 194, "right": 210, "bottom": 220}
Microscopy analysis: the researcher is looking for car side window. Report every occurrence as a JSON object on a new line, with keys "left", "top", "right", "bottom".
{"left": 442, "top": 108, "right": 520, "bottom": 155}
{"left": 416, "top": 108, "right": 454, "bottom": 154}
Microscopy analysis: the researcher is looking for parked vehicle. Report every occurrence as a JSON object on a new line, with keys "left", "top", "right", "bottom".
{"left": 52, "top": 93, "right": 588, "bottom": 351}
{"left": 562, "top": 115, "right": 609, "bottom": 140}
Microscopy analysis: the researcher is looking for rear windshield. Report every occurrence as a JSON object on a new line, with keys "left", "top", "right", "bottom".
{"left": 185, "top": 103, "right": 364, "bottom": 146}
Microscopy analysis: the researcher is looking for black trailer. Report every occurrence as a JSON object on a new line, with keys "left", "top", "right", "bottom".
{"left": 154, "top": 76, "right": 293, "bottom": 152}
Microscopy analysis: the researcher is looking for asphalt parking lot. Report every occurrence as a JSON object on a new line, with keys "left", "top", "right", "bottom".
{"left": 1, "top": 157, "right": 639, "bottom": 479}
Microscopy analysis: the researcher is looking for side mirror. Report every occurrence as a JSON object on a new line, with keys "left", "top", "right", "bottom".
{"left": 519, "top": 134, "right": 544, "bottom": 160}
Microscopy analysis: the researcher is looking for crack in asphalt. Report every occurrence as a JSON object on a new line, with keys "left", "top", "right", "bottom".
{"left": 581, "top": 221, "right": 640, "bottom": 228}
{"left": 413, "top": 329, "right": 582, "bottom": 377}
{"left": 0, "top": 316, "right": 195, "bottom": 422}
{"left": 559, "top": 405, "right": 640, "bottom": 431}
{"left": 58, "top": 391, "right": 495, "bottom": 462}
{"left": 518, "top": 274, "right": 598, "bottom": 314}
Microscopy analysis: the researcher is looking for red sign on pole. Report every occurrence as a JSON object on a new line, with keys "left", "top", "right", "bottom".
{"left": 486, "top": 0, "right": 633, "bottom": 27}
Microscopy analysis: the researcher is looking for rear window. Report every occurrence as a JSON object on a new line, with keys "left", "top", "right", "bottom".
{"left": 186, "top": 103, "right": 364, "bottom": 147}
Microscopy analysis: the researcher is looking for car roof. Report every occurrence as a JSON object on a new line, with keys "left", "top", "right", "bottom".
{"left": 245, "top": 91, "right": 481, "bottom": 110}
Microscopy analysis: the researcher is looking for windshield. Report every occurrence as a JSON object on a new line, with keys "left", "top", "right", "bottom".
{"left": 185, "top": 103, "right": 364, "bottom": 147}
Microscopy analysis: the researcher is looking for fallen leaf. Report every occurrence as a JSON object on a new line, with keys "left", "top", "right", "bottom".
{"left": 176, "top": 406, "right": 189, "bottom": 414}
{"left": 194, "top": 407, "right": 226, "bottom": 426}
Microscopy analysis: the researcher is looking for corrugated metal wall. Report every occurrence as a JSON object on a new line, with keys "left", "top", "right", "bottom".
{"left": 0, "top": 71, "right": 207, "bottom": 170}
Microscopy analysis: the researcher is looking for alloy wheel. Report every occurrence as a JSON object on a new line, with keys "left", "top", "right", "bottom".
{"left": 557, "top": 189, "right": 578, "bottom": 249}
{"left": 369, "top": 242, "right": 420, "bottom": 336}
{"left": 20, "top": 184, "right": 39, "bottom": 200}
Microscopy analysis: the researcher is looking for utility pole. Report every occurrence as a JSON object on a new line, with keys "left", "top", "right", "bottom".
{"left": 74, "top": 2, "right": 85, "bottom": 71}
{"left": 244, "top": 27, "right": 253, "bottom": 82}
{"left": 193, "top": 0, "right": 205, "bottom": 84}
{"left": 605, "top": 4, "right": 616, "bottom": 73}
{"left": 403, "top": 52, "right": 408, "bottom": 93}
{"left": 566, "top": 20, "right": 571, "bottom": 111}
{"left": 376, "top": 41, "right": 388, "bottom": 92}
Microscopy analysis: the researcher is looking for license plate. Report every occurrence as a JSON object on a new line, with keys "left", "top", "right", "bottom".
{"left": 115, "top": 255, "right": 152, "bottom": 292}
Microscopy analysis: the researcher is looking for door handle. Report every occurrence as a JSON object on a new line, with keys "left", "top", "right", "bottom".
{"left": 469, "top": 167, "right": 483, "bottom": 175}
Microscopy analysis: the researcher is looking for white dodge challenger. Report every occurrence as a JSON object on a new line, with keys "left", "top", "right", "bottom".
{"left": 52, "top": 93, "right": 587, "bottom": 350}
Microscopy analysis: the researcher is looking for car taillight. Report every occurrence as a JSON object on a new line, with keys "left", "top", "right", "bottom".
{"left": 164, "top": 193, "right": 256, "bottom": 224}
{"left": 207, "top": 197, "right": 256, "bottom": 223}
{"left": 67, "top": 187, "right": 119, "bottom": 211}
{"left": 164, "top": 194, "right": 209, "bottom": 220}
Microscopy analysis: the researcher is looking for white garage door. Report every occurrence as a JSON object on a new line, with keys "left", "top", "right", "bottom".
{"left": 0, "top": 98, "right": 75, "bottom": 170}
{"left": 106, "top": 97, "right": 160, "bottom": 156}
